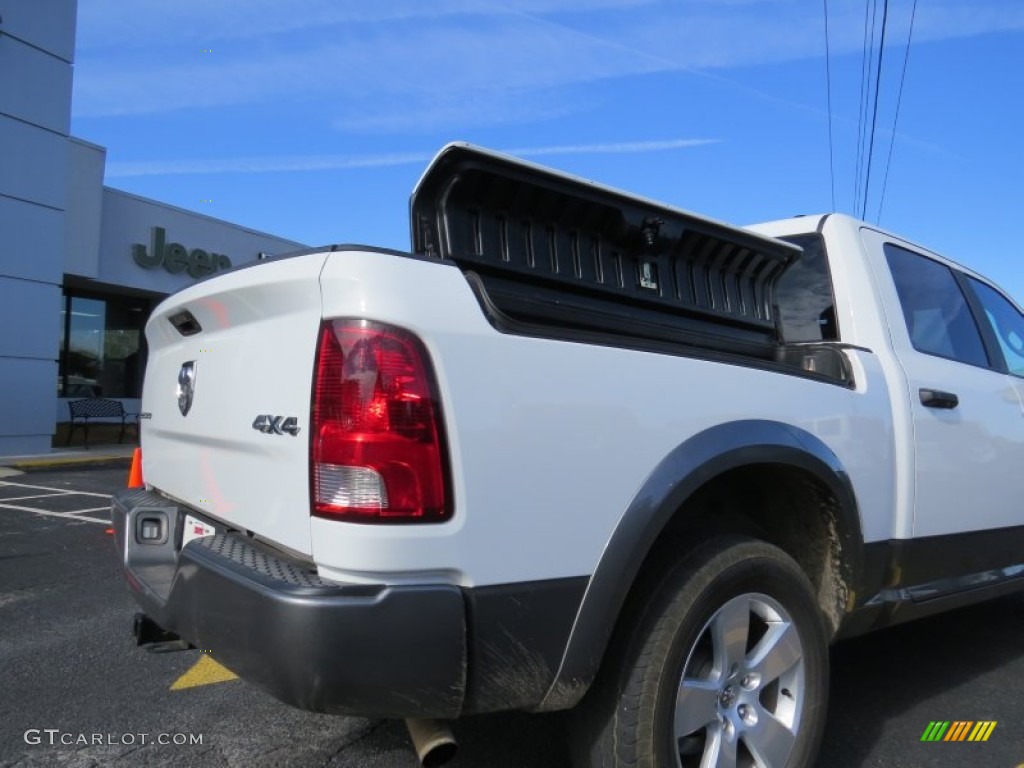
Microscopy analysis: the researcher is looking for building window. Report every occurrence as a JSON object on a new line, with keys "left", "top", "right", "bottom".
{"left": 58, "top": 292, "right": 149, "bottom": 398}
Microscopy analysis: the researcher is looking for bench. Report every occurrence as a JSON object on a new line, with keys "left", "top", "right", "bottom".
{"left": 67, "top": 398, "right": 138, "bottom": 447}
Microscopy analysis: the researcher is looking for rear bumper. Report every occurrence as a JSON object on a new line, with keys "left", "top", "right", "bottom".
{"left": 111, "top": 488, "right": 466, "bottom": 718}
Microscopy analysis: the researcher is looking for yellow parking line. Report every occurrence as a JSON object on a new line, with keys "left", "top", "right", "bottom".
{"left": 170, "top": 655, "right": 239, "bottom": 690}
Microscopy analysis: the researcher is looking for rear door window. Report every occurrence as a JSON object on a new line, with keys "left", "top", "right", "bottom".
{"left": 884, "top": 244, "right": 990, "bottom": 368}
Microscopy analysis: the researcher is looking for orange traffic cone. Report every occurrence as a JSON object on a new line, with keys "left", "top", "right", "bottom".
{"left": 128, "top": 447, "right": 144, "bottom": 488}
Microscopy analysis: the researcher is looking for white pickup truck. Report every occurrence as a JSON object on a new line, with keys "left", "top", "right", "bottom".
{"left": 112, "top": 144, "right": 1024, "bottom": 768}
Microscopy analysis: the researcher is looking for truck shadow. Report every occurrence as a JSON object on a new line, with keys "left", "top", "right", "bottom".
{"left": 334, "top": 711, "right": 571, "bottom": 767}
{"left": 820, "top": 592, "right": 1024, "bottom": 765}
{"left": 344, "top": 594, "right": 1024, "bottom": 767}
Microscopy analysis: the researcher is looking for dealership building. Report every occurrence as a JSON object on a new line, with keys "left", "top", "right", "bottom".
{"left": 0, "top": 1, "right": 306, "bottom": 457}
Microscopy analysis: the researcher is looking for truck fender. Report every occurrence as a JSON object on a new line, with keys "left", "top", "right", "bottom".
{"left": 537, "top": 419, "right": 863, "bottom": 711}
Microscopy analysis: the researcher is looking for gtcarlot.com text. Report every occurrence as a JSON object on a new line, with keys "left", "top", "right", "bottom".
{"left": 24, "top": 729, "right": 203, "bottom": 747}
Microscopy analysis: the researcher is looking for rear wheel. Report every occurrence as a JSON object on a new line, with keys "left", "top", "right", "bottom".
{"left": 573, "top": 537, "right": 829, "bottom": 768}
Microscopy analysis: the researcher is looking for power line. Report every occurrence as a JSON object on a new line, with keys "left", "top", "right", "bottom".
{"left": 862, "top": 0, "right": 890, "bottom": 219}
{"left": 854, "top": 0, "right": 877, "bottom": 213}
{"left": 823, "top": 0, "right": 836, "bottom": 212}
{"left": 877, "top": 0, "right": 918, "bottom": 224}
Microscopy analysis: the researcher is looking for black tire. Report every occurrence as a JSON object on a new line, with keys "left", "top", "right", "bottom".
{"left": 572, "top": 536, "right": 829, "bottom": 768}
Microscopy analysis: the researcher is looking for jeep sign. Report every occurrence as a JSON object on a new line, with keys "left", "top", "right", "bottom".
{"left": 132, "top": 227, "right": 233, "bottom": 278}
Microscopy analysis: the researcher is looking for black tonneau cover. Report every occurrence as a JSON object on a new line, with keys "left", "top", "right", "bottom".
{"left": 410, "top": 143, "right": 801, "bottom": 359}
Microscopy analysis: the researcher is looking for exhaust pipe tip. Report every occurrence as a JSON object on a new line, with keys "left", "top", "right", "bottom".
{"left": 405, "top": 718, "right": 457, "bottom": 768}
{"left": 132, "top": 612, "right": 192, "bottom": 652}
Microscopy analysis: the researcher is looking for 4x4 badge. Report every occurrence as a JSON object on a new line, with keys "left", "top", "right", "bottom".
{"left": 252, "top": 415, "right": 300, "bottom": 436}
{"left": 177, "top": 361, "right": 197, "bottom": 416}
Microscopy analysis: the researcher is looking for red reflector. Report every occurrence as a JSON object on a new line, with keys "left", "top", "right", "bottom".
{"left": 311, "top": 320, "right": 451, "bottom": 523}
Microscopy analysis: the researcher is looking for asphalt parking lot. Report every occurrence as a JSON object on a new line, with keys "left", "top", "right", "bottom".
{"left": 1, "top": 465, "right": 1023, "bottom": 767}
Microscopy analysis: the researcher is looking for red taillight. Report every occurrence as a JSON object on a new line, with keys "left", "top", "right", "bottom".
{"left": 311, "top": 319, "right": 451, "bottom": 523}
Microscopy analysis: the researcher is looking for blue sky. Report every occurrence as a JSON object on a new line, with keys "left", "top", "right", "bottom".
{"left": 71, "top": 0, "right": 1024, "bottom": 299}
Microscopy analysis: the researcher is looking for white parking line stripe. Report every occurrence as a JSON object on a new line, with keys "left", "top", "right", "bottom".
{"left": 0, "top": 481, "right": 111, "bottom": 498}
{"left": 0, "top": 502, "right": 108, "bottom": 525}
{"left": 66, "top": 506, "right": 112, "bottom": 515}
{"left": 0, "top": 493, "right": 71, "bottom": 502}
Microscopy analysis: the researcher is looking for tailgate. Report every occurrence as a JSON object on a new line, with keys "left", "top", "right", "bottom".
{"left": 140, "top": 253, "right": 328, "bottom": 556}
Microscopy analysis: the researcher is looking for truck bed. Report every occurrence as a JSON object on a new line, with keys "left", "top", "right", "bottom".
{"left": 411, "top": 144, "right": 801, "bottom": 360}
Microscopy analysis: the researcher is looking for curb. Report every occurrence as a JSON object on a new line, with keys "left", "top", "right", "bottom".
{"left": 2, "top": 455, "right": 133, "bottom": 472}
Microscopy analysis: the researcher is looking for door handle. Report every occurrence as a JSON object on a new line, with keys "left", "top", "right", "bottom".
{"left": 919, "top": 389, "right": 959, "bottom": 409}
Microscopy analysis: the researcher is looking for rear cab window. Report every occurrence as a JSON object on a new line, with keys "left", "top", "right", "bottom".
{"left": 776, "top": 234, "right": 839, "bottom": 343}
